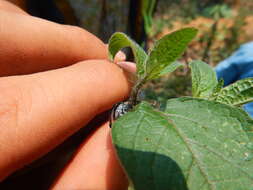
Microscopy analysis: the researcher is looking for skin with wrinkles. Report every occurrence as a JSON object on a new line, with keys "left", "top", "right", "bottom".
{"left": 0, "top": 1, "right": 132, "bottom": 189}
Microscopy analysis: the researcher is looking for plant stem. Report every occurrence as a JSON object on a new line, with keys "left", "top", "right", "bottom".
{"left": 129, "top": 78, "right": 146, "bottom": 105}
{"left": 202, "top": 20, "right": 218, "bottom": 63}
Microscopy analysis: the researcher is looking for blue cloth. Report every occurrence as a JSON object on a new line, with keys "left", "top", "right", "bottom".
{"left": 215, "top": 41, "right": 253, "bottom": 117}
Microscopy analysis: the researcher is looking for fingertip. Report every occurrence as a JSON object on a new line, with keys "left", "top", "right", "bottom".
{"left": 62, "top": 25, "right": 108, "bottom": 61}
{"left": 116, "top": 61, "right": 137, "bottom": 73}
{"left": 114, "top": 51, "right": 126, "bottom": 62}
{"left": 29, "top": 59, "right": 132, "bottom": 120}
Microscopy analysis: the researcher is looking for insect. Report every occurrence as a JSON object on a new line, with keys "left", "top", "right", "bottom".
{"left": 109, "top": 101, "right": 133, "bottom": 128}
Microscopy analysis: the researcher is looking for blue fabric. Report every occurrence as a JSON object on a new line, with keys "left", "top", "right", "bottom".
{"left": 215, "top": 41, "right": 253, "bottom": 117}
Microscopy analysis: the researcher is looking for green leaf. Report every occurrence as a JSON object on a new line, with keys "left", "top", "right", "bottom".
{"left": 215, "top": 78, "right": 253, "bottom": 106}
{"left": 213, "top": 78, "right": 224, "bottom": 94}
{"left": 189, "top": 60, "right": 218, "bottom": 98}
{"left": 112, "top": 98, "right": 253, "bottom": 190}
{"left": 145, "top": 28, "right": 197, "bottom": 80}
{"left": 112, "top": 102, "right": 189, "bottom": 190}
{"left": 158, "top": 61, "right": 183, "bottom": 77}
{"left": 165, "top": 98, "right": 253, "bottom": 189}
{"left": 142, "top": 0, "right": 156, "bottom": 34}
{"left": 210, "top": 79, "right": 224, "bottom": 99}
{"left": 108, "top": 32, "right": 148, "bottom": 77}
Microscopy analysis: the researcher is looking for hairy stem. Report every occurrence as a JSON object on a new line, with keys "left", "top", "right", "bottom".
{"left": 129, "top": 78, "right": 146, "bottom": 105}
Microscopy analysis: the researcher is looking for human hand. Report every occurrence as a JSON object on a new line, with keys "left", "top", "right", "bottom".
{"left": 0, "top": 1, "right": 135, "bottom": 189}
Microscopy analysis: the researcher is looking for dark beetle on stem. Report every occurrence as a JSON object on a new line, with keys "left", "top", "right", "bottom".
{"left": 109, "top": 101, "right": 133, "bottom": 128}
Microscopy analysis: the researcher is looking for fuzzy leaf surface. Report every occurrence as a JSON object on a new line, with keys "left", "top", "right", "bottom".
{"left": 112, "top": 98, "right": 253, "bottom": 190}
{"left": 108, "top": 32, "right": 148, "bottom": 77}
{"left": 146, "top": 28, "right": 197, "bottom": 80}
{"left": 189, "top": 60, "right": 218, "bottom": 98}
{"left": 158, "top": 61, "right": 183, "bottom": 77}
{"left": 215, "top": 78, "right": 253, "bottom": 106}
{"left": 210, "top": 79, "right": 224, "bottom": 99}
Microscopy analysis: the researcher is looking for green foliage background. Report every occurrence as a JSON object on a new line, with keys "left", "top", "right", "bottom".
{"left": 54, "top": 0, "right": 253, "bottom": 101}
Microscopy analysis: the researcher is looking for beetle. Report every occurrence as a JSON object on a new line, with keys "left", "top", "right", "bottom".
{"left": 109, "top": 101, "right": 133, "bottom": 128}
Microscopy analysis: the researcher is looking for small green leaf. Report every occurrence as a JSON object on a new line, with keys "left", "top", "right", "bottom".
{"left": 108, "top": 32, "right": 148, "bottom": 78}
{"left": 215, "top": 78, "right": 253, "bottom": 106}
{"left": 189, "top": 60, "right": 218, "bottom": 98}
{"left": 158, "top": 61, "right": 183, "bottom": 77}
{"left": 213, "top": 78, "right": 224, "bottom": 94}
{"left": 145, "top": 28, "right": 197, "bottom": 80}
{"left": 112, "top": 98, "right": 253, "bottom": 190}
{"left": 210, "top": 78, "right": 224, "bottom": 99}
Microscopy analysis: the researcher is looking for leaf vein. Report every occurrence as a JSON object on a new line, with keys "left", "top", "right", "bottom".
{"left": 163, "top": 114, "right": 216, "bottom": 190}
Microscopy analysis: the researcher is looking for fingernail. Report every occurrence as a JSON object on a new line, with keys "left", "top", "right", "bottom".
{"left": 117, "top": 62, "right": 136, "bottom": 73}
{"left": 115, "top": 51, "right": 126, "bottom": 61}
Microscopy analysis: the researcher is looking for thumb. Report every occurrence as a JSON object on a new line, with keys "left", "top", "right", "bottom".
{"left": 0, "top": 60, "right": 131, "bottom": 180}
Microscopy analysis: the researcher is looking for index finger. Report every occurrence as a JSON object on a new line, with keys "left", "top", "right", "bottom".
{"left": 0, "top": 10, "right": 107, "bottom": 76}
{"left": 0, "top": 59, "right": 131, "bottom": 180}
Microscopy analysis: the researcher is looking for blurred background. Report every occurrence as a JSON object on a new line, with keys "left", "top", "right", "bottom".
{"left": 52, "top": 0, "right": 253, "bottom": 103}
{"left": 12, "top": 0, "right": 253, "bottom": 103}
